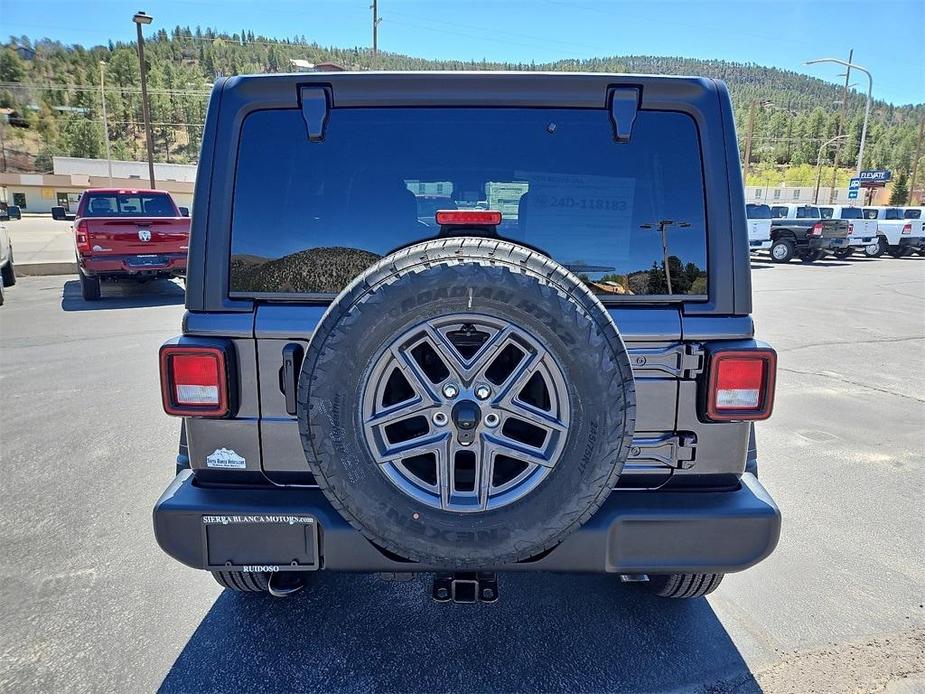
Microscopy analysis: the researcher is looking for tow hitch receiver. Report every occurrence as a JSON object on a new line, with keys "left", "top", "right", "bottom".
{"left": 432, "top": 572, "right": 499, "bottom": 603}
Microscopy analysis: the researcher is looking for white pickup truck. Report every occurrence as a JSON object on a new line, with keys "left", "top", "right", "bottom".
{"left": 819, "top": 205, "right": 880, "bottom": 258}
{"left": 745, "top": 203, "right": 773, "bottom": 252}
{"left": 862, "top": 206, "right": 925, "bottom": 258}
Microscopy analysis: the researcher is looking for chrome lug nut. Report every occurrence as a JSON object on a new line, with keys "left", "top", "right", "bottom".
{"left": 432, "top": 411, "right": 448, "bottom": 426}
{"left": 474, "top": 384, "right": 491, "bottom": 400}
{"left": 442, "top": 383, "right": 459, "bottom": 399}
{"left": 484, "top": 413, "right": 500, "bottom": 428}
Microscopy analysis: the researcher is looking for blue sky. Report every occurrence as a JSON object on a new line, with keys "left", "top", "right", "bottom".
{"left": 2, "top": 0, "right": 923, "bottom": 105}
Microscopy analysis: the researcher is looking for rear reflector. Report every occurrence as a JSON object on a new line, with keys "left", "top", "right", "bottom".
{"left": 160, "top": 345, "right": 230, "bottom": 417}
{"left": 705, "top": 349, "right": 777, "bottom": 421}
{"left": 436, "top": 210, "right": 503, "bottom": 226}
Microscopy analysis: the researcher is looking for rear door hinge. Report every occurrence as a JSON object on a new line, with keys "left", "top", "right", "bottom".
{"left": 629, "top": 343, "right": 704, "bottom": 379}
{"left": 628, "top": 433, "right": 697, "bottom": 470}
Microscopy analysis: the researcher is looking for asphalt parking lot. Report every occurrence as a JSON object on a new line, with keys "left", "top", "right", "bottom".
{"left": 0, "top": 256, "right": 923, "bottom": 693}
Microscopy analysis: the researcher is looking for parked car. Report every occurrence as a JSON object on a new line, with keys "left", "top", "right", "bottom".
{"left": 72, "top": 188, "right": 191, "bottom": 300}
{"left": 903, "top": 208, "right": 925, "bottom": 256}
{"left": 4, "top": 205, "right": 22, "bottom": 220}
{"left": 818, "top": 205, "right": 880, "bottom": 258}
{"left": 862, "top": 206, "right": 925, "bottom": 258}
{"left": 153, "top": 72, "right": 781, "bottom": 602}
{"left": 768, "top": 204, "right": 850, "bottom": 263}
{"left": 0, "top": 209, "right": 16, "bottom": 306}
{"left": 745, "top": 203, "right": 773, "bottom": 253}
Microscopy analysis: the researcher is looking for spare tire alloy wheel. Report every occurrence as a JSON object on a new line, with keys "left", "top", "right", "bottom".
{"left": 362, "top": 314, "right": 570, "bottom": 512}
{"left": 298, "top": 239, "right": 636, "bottom": 567}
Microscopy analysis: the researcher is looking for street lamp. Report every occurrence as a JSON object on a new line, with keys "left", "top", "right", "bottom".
{"left": 99, "top": 60, "right": 113, "bottom": 186}
{"left": 806, "top": 57, "right": 873, "bottom": 178}
{"left": 133, "top": 10, "right": 156, "bottom": 189}
{"left": 814, "top": 134, "right": 848, "bottom": 204}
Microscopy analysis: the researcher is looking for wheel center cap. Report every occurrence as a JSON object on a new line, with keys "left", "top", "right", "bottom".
{"left": 451, "top": 399, "right": 481, "bottom": 430}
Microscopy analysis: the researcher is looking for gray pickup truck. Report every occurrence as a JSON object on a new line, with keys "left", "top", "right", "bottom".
{"left": 769, "top": 204, "right": 851, "bottom": 263}
{"left": 153, "top": 72, "right": 781, "bottom": 603}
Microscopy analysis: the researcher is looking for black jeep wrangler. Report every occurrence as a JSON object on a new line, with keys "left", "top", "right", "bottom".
{"left": 154, "top": 72, "right": 781, "bottom": 601}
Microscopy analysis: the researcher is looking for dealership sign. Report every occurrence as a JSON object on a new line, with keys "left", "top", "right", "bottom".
{"left": 858, "top": 169, "right": 892, "bottom": 186}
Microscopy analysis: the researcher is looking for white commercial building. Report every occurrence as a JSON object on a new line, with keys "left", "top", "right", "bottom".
{"left": 0, "top": 157, "right": 196, "bottom": 214}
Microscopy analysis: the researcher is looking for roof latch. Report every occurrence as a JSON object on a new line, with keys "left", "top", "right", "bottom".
{"left": 300, "top": 86, "right": 331, "bottom": 142}
{"left": 608, "top": 87, "right": 640, "bottom": 143}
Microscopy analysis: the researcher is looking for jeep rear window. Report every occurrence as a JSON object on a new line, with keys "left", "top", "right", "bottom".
{"left": 230, "top": 108, "right": 708, "bottom": 298}
{"left": 81, "top": 193, "right": 177, "bottom": 217}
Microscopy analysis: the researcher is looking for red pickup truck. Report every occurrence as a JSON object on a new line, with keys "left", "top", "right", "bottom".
{"left": 73, "top": 188, "right": 190, "bottom": 300}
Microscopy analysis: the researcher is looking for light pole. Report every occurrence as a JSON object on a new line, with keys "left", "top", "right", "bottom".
{"left": 133, "top": 10, "right": 156, "bottom": 189}
{"left": 99, "top": 60, "right": 114, "bottom": 186}
{"left": 806, "top": 57, "right": 873, "bottom": 178}
{"left": 814, "top": 134, "right": 848, "bottom": 204}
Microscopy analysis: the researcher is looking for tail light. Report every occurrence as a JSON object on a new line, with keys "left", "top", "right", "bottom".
{"left": 809, "top": 223, "right": 824, "bottom": 237}
{"left": 705, "top": 349, "right": 777, "bottom": 421}
{"left": 160, "top": 345, "right": 231, "bottom": 417}
{"left": 75, "top": 219, "right": 90, "bottom": 254}
{"left": 847, "top": 223, "right": 854, "bottom": 235}
{"left": 436, "top": 210, "right": 503, "bottom": 226}
{"left": 902, "top": 223, "right": 912, "bottom": 235}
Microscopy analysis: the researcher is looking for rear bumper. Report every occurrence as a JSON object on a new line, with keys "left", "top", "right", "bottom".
{"left": 80, "top": 253, "right": 187, "bottom": 277}
{"left": 153, "top": 470, "right": 781, "bottom": 575}
{"left": 809, "top": 236, "right": 850, "bottom": 251}
{"left": 898, "top": 236, "right": 925, "bottom": 250}
{"left": 749, "top": 240, "right": 772, "bottom": 251}
{"left": 848, "top": 236, "right": 877, "bottom": 247}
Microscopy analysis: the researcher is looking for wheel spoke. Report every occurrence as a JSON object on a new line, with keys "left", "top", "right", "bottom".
{"left": 483, "top": 431, "right": 557, "bottom": 468}
{"left": 379, "top": 431, "right": 449, "bottom": 463}
{"left": 366, "top": 397, "right": 436, "bottom": 428}
{"left": 393, "top": 344, "right": 442, "bottom": 401}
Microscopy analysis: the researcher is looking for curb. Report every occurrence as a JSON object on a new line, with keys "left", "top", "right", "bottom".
{"left": 15, "top": 261, "right": 77, "bottom": 276}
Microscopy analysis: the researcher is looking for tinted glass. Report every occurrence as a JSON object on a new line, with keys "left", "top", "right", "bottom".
{"left": 885, "top": 208, "right": 903, "bottom": 220}
{"left": 770, "top": 206, "right": 788, "bottom": 218}
{"left": 819, "top": 207, "right": 834, "bottom": 219}
{"left": 795, "top": 206, "right": 819, "bottom": 219}
{"left": 82, "top": 193, "right": 177, "bottom": 217}
{"left": 863, "top": 208, "right": 879, "bottom": 219}
{"left": 746, "top": 204, "right": 772, "bottom": 219}
{"left": 904, "top": 209, "right": 922, "bottom": 219}
{"left": 230, "top": 108, "right": 708, "bottom": 298}
{"left": 837, "top": 207, "right": 863, "bottom": 219}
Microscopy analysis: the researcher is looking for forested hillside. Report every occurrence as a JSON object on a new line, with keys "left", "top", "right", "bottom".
{"left": 1, "top": 28, "right": 922, "bottom": 181}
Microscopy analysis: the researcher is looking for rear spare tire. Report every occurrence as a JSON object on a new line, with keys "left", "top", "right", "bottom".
{"left": 298, "top": 239, "right": 636, "bottom": 567}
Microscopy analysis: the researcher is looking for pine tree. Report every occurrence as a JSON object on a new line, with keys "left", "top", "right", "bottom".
{"left": 889, "top": 172, "right": 909, "bottom": 206}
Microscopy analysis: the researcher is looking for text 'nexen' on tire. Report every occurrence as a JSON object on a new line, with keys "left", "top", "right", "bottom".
{"left": 297, "top": 238, "right": 637, "bottom": 568}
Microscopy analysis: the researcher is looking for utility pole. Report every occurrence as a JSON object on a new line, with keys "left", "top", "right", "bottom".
{"left": 133, "top": 11, "right": 156, "bottom": 189}
{"left": 909, "top": 117, "right": 924, "bottom": 206}
{"left": 743, "top": 99, "right": 757, "bottom": 178}
{"left": 641, "top": 220, "right": 690, "bottom": 295}
{"left": 814, "top": 134, "right": 847, "bottom": 204}
{"left": 99, "top": 61, "right": 114, "bottom": 186}
{"left": 828, "top": 49, "right": 853, "bottom": 203}
{"left": 371, "top": 0, "right": 380, "bottom": 55}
